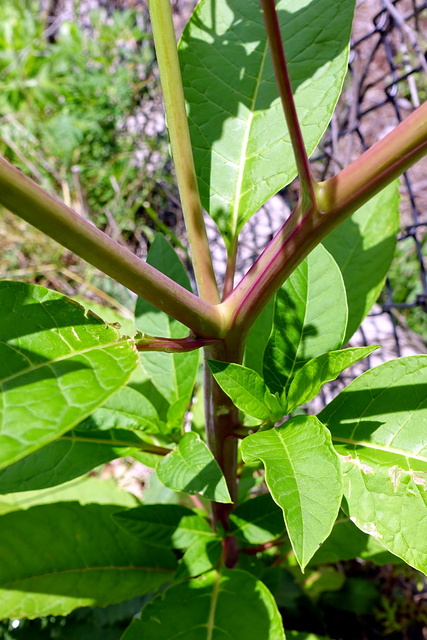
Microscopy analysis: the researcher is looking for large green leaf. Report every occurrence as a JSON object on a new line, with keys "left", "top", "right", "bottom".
{"left": 135, "top": 236, "right": 199, "bottom": 427}
{"left": 319, "top": 355, "right": 427, "bottom": 573}
{"left": 286, "top": 346, "right": 379, "bottom": 413}
{"left": 114, "top": 503, "right": 216, "bottom": 550}
{"left": 0, "top": 503, "right": 176, "bottom": 619}
{"left": 0, "top": 428, "right": 166, "bottom": 494}
{"left": 208, "top": 360, "right": 283, "bottom": 421}
{"left": 322, "top": 181, "right": 399, "bottom": 342}
{"left": 0, "top": 281, "right": 138, "bottom": 470}
{"left": 263, "top": 244, "right": 347, "bottom": 396}
{"left": 241, "top": 416, "right": 343, "bottom": 569}
{"left": 157, "top": 432, "right": 232, "bottom": 503}
{"left": 180, "top": 0, "right": 355, "bottom": 247}
{"left": 120, "top": 568, "right": 285, "bottom": 639}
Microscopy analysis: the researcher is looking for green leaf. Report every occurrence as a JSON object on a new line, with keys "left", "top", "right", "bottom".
{"left": 286, "top": 346, "right": 379, "bottom": 413}
{"left": 229, "top": 493, "right": 285, "bottom": 545}
{"left": 243, "top": 296, "right": 275, "bottom": 375}
{"left": 0, "top": 428, "right": 165, "bottom": 494}
{"left": 114, "top": 504, "right": 215, "bottom": 550}
{"left": 180, "top": 0, "right": 354, "bottom": 248}
{"left": 157, "top": 432, "right": 232, "bottom": 503}
{"left": 0, "top": 503, "right": 176, "bottom": 619}
{"left": 322, "top": 181, "right": 399, "bottom": 342}
{"left": 135, "top": 236, "right": 199, "bottom": 427}
{"left": 311, "top": 517, "right": 399, "bottom": 566}
{"left": 175, "top": 538, "right": 222, "bottom": 579}
{"left": 0, "top": 282, "right": 138, "bottom": 470}
{"left": 319, "top": 355, "right": 427, "bottom": 573}
{"left": 0, "top": 476, "right": 138, "bottom": 516}
{"left": 241, "top": 416, "right": 343, "bottom": 569}
{"left": 78, "top": 385, "right": 164, "bottom": 433}
{"left": 208, "top": 360, "right": 283, "bottom": 421}
{"left": 263, "top": 244, "right": 347, "bottom": 396}
{"left": 120, "top": 568, "right": 285, "bottom": 640}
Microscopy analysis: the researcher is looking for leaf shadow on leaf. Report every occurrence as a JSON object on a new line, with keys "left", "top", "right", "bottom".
{"left": 2, "top": 354, "right": 91, "bottom": 391}
{"left": 180, "top": 0, "right": 352, "bottom": 240}
{"left": 263, "top": 291, "right": 318, "bottom": 395}
{"left": 181, "top": 458, "right": 228, "bottom": 497}
{"left": 323, "top": 218, "right": 398, "bottom": 342}
{"left": 323, "top": 384, "right": 427, "bottom": 422}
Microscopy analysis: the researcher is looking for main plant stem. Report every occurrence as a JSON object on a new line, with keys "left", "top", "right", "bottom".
{"left": 203, "top": 336, "right": 244, "bottom": 564}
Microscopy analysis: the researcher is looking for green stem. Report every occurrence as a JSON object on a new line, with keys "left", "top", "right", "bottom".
{"left": 260, "top": 0, "right": 315, "bottom": 207}
{"left": 0, "top": 157, "right": 225, "bottom": 338}
{"left": 149, "top": 0, "right": 220, "bottom": 305}
{"left": 223, "top": 101, "right": 427, "bottom": 337}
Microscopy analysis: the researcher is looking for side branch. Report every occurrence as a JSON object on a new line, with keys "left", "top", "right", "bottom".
{"left": 260, "top": 0, "right": 315, "bottom": 206}
{"left": 223, "top": 101, "right": 427, "bottom": 336}
{"left": 149, "top": 0, "right": 220, "bottom": 304}
{"left": 0, "top": 158, "right": 225, "bottom": 338}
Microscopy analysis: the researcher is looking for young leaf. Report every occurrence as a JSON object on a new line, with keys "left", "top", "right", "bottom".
{"left": 241, "top": 416, "right": 343, "bottom": 569}
{"left": 157, "top": 432, "right": 232, "bottom": 503}
{"left": 114, "top": 504, "right": 215, "bottom": 550}
{"left": 286, "top": 346, "right": 380, "bottom": 413}
{"left": 208, "top": 360, "right": 283, "bottom": 421}
{"left": 263, "top": 244, "right": 348, "bottom": 396}
{"left": 135, "top": 236, "right": 199, "bottom": 428}
{"left": 320, "top": 355, "right": 427, "bottom": 574}
{"left": 323, "top": 181, "right": 399, "bottom": 342}
{"left": 0, "top": 503, "right": 176, "bottom": 619}
{"left": 229, "top": 492, "right": 286, "bottom": 545}
{"left": 180, "top": 0, "right": 355, "bottom": 248}
{"left": 0, "top": 281, "right": 138, "bottom": 470}
{"left": 120, "top": 568, "right": 285, "bottom": 640}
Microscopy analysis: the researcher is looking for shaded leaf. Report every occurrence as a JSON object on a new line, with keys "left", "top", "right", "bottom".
{"left": 78, "top": 385, "right": 164, "bottom": 433}
{"left": 157, "top": 432, "right": 232, "bottom": 503}
{"left": 0, "top": 503, "right": 176, "bottom": 619}
{"left": 311, "top": 518, "right": 399, "bottom": 566}
{"left": 0, "top": 281, "right": 138, "bottom": 470}
{"left": 135, "top": 236, "right": 199, "bottom": 427}
{"left": 241, "top": 416, "right": 343, "bottom": 569}
{"left": 263, "top": 245, "right": 347, "bottom": 396}
{"left": 243, "top": 296, "right": 275, "bottom": 375}
{"left": 175, "top": 537, "right": 222, "bottom": 579}
{"left": 323, "top": 181, "right": 399, "bottom": 341}
{"left": 180, "top": 0, "right": 354, "bottom": 247}
{"left": 320, "top": 355, "right": 427, "bottom": 573}
{"left": 114, "top": 504, "right": 215, "bottom": 550}
{"left": 0, "top": 428, "right": 165, "bottom": 494}
{"left": 229, "top": 492, "right": 285, "bottom": 545}
{"left": 121, "top": 568, "right": 285, "bottom": 639}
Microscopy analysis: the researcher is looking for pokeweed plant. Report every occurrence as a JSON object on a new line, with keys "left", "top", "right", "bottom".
{"left": 0, "top": 0, "right": 426, "bottom": 637}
